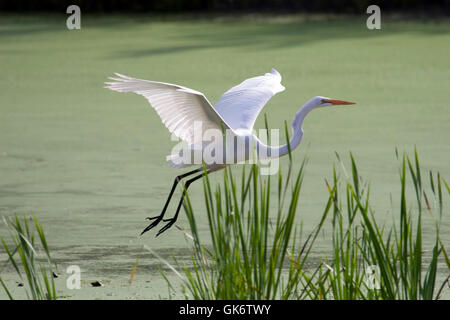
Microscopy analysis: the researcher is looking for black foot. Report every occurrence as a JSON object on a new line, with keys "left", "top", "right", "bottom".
{"left": 141, "top": 215, "right": 164, "bottom": 235}
{"left": 156, "top": 218, "right": 177, "bottom": 237}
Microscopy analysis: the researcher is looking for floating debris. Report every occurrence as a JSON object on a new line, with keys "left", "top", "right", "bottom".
{"left": 90, "top": 280, "right": 104, "bottom": 287}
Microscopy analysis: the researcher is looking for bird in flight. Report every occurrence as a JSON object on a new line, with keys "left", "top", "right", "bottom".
{"left": 105, "top": 69, "right": 355, "bottom": 236}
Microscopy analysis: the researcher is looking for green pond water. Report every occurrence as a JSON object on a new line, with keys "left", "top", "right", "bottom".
{"left": 0, "top": 14, "right": 449, "bottom": 299}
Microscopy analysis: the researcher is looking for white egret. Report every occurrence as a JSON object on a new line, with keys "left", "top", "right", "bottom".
{"left": 105, "top": 69, "right": 355, "bottom": 236}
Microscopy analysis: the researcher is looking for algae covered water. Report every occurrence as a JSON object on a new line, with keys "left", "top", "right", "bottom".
{"left": 0, "top": 14, "right": 449, "bottom": 299}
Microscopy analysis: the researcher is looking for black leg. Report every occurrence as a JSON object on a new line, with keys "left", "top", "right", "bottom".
{"left": 156, "top": 171, "right": 207, "bottom": 237}
{"left": 141, "top": 167, "right": 201, "bottom": 235}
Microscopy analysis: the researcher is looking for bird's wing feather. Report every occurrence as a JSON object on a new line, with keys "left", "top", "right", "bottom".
{"left": 213, "top": 68, "right": 285, "bottom": 132}
{"left": 105, "top": 73, "right": 231, "bottom": 145}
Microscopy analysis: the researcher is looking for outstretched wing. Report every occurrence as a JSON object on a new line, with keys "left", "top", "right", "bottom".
{"left": 105, "top": 73, "right": 231, "bottom": 145}
{"left": 213, "top": 68, "right": 285, "bottom": 133}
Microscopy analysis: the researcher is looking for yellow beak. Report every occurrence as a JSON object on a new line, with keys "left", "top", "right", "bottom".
{"left": 323, "top": 99, "right": 356, "bottom": 105}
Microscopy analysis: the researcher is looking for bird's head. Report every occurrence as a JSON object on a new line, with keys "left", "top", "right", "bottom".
{"left": 312, "top": 96, "right": 356, "bottom": 108}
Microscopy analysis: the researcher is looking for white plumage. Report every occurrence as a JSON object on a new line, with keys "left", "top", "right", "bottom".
{"left": 105, "top": 69, "right": 284, "bottom": 138}
{"left": 213, "top": 68, "right": 285, "bottom": 133}
{"left": 105, "top": 73, "right": 229, "bottom": 145}
{"left": 105, "top": 68, "right": 355, "bottom": 236}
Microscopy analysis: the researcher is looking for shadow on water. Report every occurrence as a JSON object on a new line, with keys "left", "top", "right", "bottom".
{"left": 1, "top": 13, "right": 449, "bottom": 57}
{"left": 116, "top": 44, "right": 211, "bottom": 58}
{"left": 112, "top": 19, "right": 450, "bottom": 58}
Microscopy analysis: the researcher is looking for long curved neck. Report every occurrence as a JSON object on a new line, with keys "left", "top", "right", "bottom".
{"left": 256, "top": 100, "right": 316, "bottom": 159}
